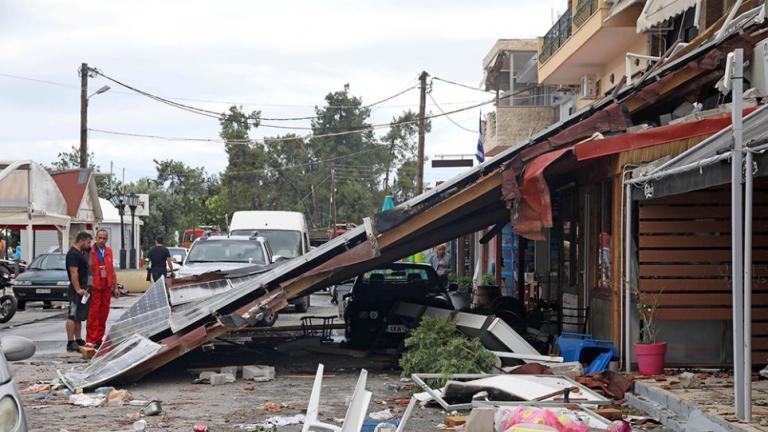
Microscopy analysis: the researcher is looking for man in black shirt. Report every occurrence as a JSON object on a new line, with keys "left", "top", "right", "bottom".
{"left": 65, "top": 231, "right": 93, "bottom": 352}
{"left": 147, "top": 237, "right": 173, "bottom": 282}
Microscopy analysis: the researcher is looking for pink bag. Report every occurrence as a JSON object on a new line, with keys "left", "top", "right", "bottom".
{"left": 495, "top": 406, "right": 589, "bottom": 432}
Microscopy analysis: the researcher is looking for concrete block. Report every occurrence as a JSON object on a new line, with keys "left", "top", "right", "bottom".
{"left": 198, "top": 371, "right": 216, "bottom": 381}
{"left": 209, "top": 373, "right": 235, "bottom": 386}
{"left": 465, "top": 407, "right": 494, "bottom": 432}
{"left": 220, "top": 366, "right": 239, "bottom": 377}
{"left": 243, "top": 365, "right": 275, "bottom": 382}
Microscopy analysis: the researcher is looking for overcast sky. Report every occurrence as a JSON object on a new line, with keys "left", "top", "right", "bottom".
{"left": 0, "top": 0, "right": 562, "bottom": 188}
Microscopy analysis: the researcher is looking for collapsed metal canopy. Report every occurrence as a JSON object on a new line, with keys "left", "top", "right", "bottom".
{"left": 59, "top": 9, "right": 768, "bottom": 388}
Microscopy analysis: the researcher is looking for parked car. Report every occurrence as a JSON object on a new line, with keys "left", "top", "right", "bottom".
{"left": 229, "top": 210, "right": 312, "bottom": 312}
{"left": 177, "top": 235, "right": 273, "bottom": 279}
{"left": 0, "top": 335, "right": 36, "bottom": 432}
{"left": 10, "top": 254, "right": 68, "bottom": 311}
{"left": 343, "top": 263, "right": 455, "bottom": 349}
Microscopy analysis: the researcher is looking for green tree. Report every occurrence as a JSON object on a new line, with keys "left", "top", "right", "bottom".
{"left": 381, "top": 110, "right": 429, "bottom": 195}
{"left": 393, "top": 159, "right": 418, "bottom": 202}
{"left": 218, "top": 106, "right": 267, "bottom": 217}
{"left": 309, "top": 84, "right": 388, "bottom": 226}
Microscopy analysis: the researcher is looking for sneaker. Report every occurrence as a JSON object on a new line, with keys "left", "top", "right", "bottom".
{"left": 66, "top": 341, "right": 80, "bottom": 352}
{"left": 76, "top": 339, "right": 86, "bottom": 346}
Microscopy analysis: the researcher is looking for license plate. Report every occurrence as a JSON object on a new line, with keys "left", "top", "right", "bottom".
{"left": 36, "top": 289, "right": 51, "bottom": 294}
{"left": 385, "top": 324, "right": 409, "bottom": 334}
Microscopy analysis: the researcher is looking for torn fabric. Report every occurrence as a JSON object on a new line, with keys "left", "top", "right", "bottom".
{"left": 512, "top": 147, "right": 573, "bottom": 240}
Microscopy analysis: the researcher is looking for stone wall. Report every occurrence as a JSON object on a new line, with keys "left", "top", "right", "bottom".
{"left": 485, "top": 106, "right": 557, "bottom": 155}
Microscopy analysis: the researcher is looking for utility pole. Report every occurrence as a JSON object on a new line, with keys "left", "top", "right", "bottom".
{"left": 330, "top": 167, "right": 337, "bottom": 238}
{"left": 79, "top": 63, "right": 89, "bottom": 168}
{"left": 416, "top": 71, "right": 429, "bottom": 194}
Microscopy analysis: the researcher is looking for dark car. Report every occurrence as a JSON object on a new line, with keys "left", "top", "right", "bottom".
{"left": 343, "top": 263, "right": 454, "bottom": 349}
{"left": 11, "top": 254, "right": 69, "bottom": 310}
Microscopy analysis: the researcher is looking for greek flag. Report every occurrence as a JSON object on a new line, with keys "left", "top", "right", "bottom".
{"left": 475, "top": 113, "right": 485, "bottom": 163}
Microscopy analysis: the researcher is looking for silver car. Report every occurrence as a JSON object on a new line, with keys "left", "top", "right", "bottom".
{"left": 0, "top": 335, "right": 36, "bottom": 432}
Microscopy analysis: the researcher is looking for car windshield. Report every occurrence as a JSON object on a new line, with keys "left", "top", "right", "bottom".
{"left": 362, "top": 267, "right": 432, "bottom": 283}
{"left": 359, "top": 266, "right": 442, "bottom": 291}
{"left": 29, "top": 254, "right": 66, "bottom": 271}
{"left": 231, "top": 229, "right": 302, "bottom": 258}
{"left": 186, "top": 240, "right": 266, "bottom": 265}
{"left": 168, "top": 248, "right": 187, "bottom": 262}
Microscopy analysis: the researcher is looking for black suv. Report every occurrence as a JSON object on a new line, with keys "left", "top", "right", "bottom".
{"left": 343, "top": 263, "right": 454, "bottom": 348}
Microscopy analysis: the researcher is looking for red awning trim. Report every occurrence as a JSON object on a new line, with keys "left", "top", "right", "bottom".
{"left": 574, "top": 107, "right": 759, "bottom": 161}
{"left": 512, "top": 146, "right": 573, "bottom": 241}
{"left": 0, "top": 225, "right": 60, "bottom": 231}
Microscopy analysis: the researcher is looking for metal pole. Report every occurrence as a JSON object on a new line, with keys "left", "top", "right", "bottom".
{"left": 731, "top": 48, "right": 745, "bottom": 420}
{"left": 79, "top": 63, "right": 89, "bottom": 168}
{"left": 625, "top": 183, "right": 633, "bottom": 373}
{"left": 416, "top": 71, "right": 429, "bottom": 194}
{"left": 129, "top": 209, "right": 137, "bottom": 269}
{"left": 583, "top": 191, "right": 590, "bottom": 332}
{"left": 118, "top": 205, "right": 126, "bottom": 270}
{"left": 744, "top": 147, "right": 753, "bottom": 422}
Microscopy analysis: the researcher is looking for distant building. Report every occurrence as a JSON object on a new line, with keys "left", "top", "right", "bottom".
{"left": 481, "top": 39, "right": 561, "bottom": 157}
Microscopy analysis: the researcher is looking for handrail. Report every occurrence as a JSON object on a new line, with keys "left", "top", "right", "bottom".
{"left": 540, "top": 9, "right": 573, "bottom": 64}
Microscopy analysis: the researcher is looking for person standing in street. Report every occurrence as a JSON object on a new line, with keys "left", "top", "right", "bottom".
{"left": 148, "top": 237, "right": 173, "bottom": 282}
{"left": 65, "top": 232, "right": 93, "bottom": 352}
{"left": 86, "top": 229, "right": 119, "bottom": 348}
{"left": 429, "top": 244, "right": 450, "bottom": 287}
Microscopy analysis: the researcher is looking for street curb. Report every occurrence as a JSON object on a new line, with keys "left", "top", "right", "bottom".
{"left": 627, "top": 381, "right": 752, "bottom": 432}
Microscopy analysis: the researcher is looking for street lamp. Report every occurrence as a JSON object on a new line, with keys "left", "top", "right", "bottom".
{"left": 88, "top": 85, "right": 111, "bottom": 99}
{"left": 126, "top": 193, "right": 139, "bottom": 269}
{"left": 109, "top": 195, "right": 127, "bottom": 270}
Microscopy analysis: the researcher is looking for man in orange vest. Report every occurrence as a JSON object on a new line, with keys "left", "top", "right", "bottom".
{"left": 86, "top": 228, "right": 119, "bottom": 348}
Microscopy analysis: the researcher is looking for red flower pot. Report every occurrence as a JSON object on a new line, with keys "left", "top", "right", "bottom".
{"left": 634, "top": 342, "right": 667, "bottom": 375}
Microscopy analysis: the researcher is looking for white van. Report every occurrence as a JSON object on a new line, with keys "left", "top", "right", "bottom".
{"left": 229, "top": 211, "right": 311, "bottom": 311}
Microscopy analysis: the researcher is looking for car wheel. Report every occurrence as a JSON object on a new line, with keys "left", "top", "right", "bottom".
{"left": 294, "top": 295, "right": 310, "bottom": 313}
{"left": 0, "top": 295, "right": 17, "bottom": 323}
{"left": 16, "top": 300, "right": 25, "bottom": 311}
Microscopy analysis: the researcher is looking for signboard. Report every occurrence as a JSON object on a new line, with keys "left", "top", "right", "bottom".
{"left": 134, "top": 194, "right": 150, "bottom": 217}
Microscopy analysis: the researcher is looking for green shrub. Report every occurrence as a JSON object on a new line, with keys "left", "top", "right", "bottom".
{"left": 399, "top": 316, "right": 495, "bottom": 386}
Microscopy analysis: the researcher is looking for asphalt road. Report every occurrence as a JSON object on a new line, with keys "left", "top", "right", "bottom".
{"left": 1, "top": 290, "right": 341, "bottom": 356}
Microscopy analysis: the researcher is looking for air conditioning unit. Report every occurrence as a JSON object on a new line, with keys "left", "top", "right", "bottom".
{"left": 580, "top": 74, "right": 597, "bottom": 99}
{"left": 751, "top": 37, "right": 768, "bottom": 97}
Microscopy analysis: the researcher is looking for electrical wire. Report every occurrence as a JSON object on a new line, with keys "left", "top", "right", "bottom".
{"left": 92, "top": 67, "right": 420, "bottom": 122}
{"left": 221, "top": 147, "right": 383, "bottom": 176}
{"left": 88, "top": 89, "right": 512, "bottom": 145}
{"left": 432, "top": 76, "right": 493, "bottom": 94}
{"left": 0, "top": 70, "right": 488, "bottom": 109}
{"left": 427, "top": 93, "right": 479, "bottom": 134}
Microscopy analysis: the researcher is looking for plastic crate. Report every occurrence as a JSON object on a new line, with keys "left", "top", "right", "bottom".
{"left": 361, "top": 418, "right": 400, "bottom": 432}
{"left": 556, "top": 332, "right": 617, "bottom": 374}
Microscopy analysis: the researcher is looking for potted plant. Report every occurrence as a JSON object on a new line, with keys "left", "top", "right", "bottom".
{"left": 472, "top": 273, "right": 500, "bottom": 310}
{"left": 634, "top": 289, "right": 666, "bottom": 375}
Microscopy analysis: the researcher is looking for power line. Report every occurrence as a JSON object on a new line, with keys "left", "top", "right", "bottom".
{"left": 432, "top": 76, "right": 493, "bottom": 94}
{"left": 428, "top": 93, "right": 479, "bottom": 134}
{"left": 88, "top": 92, "right": 507, "bottom": 145}
{"left": 92, "top": 67, "right": 421, "bottom": 123}
{"left": 0, "top": 70, "right": 487, "bottom": 109}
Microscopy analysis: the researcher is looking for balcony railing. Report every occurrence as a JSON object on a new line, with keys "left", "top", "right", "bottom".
{"left": 539, "top": 0, "right": 599, "bottom": 64}
{"left": 539, "top": 9, "right": 572, "bottom": 64}
{"left": 573, "top": 0, "right": 597, "bottom": 28}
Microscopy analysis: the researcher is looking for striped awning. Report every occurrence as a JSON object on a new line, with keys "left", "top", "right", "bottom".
{"left": 636, "top": 0, "right": 698, "bottom": 32}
